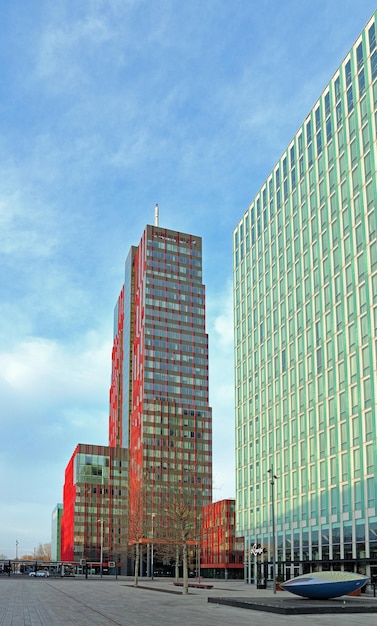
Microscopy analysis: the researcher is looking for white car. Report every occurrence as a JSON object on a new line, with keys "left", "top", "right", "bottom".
{"left": 29, "top": 571, "right": 49, "bottom": 577}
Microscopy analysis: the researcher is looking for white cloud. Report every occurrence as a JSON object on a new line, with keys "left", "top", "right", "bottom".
{"left": 1, "top": 331, "right": 110, "bottom": 390}
{"left": 0, "top": 327, "right": 112, "bottom": 557}
{"left": 208, "top": 281, "right": 235, "bottom": 500}
{"left": 1, "top": 0, "right": 375, "bottom": 557}
{"left": 35, "top": 14, "right": 112, "bottom": 83}
{"left": 0, "top": 158, "right": 59, "bottom": 262}
{"left": 0, "top": 331, "right": 111, "bottom": 432}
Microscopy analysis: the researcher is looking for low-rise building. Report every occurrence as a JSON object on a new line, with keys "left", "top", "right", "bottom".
{"left": 60, "top": 443, "right": 128, "bottom": 572}
{"left": 201, "top": 499, "right": 243, "bottom": 579}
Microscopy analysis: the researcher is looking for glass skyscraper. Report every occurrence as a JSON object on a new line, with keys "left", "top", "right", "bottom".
{"left": 233, "top": 12, "right": 377, "bottom": 582}
{"left": 61, "top": 222, "right": 212, "bottom": 575}
{"left": 109, "top": 224, "right": 212, "bottom": 558}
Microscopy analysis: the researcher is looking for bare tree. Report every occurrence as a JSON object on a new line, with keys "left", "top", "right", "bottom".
{"left": 20, "top": 543, "right": 51, "bottom": 562}
{"left": 168, "top": 493, "right": 195, "bottom": 594}
{"left": 175, "top": 544, "right": 180, "bottom": 583}
{"left": 35, "top": 543, "right": 51, "bottom": 561}
{"left": 128, "top": 487, "right": 147, "bottom": 587}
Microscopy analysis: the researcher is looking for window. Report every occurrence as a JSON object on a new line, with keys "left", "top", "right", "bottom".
{"left": 356, "top": 42, "right": 364, "bottom": 70}
{"left": 334, "top": 76, "right": 341, "bottom": 101}
{"left": 347, "top": 86, "right": 354, "bottom": 113}
{"left": 306, "top": 120, "right": 312, "bottom": 143}
{"left": 352, "top": 448, "right": 361, "bottom": 478}
{"left": 326, "top": 118, "right": 332, "bottom": 143}
{"left": 345, "top": 59, "right": 352, "bottom": 86}
{"left": 369, "top": 22, "right": 376, "bottom": 53}
{"left": 316, "top": 131, "right": 322, "bottom": 154}
{"left": 372, "top": 50, "right": 377, "bottom": 81}
{"left": 336, "top": 103, "right": 342, "bottom": 127}
{"left": 359, "top": 69, "right": 366, "bottom": 97}
{"left": 366, "top": 444, "right": 374, "bottom": 473}
{"left": 315, "top": 106, "right": 321, "bottom": 130}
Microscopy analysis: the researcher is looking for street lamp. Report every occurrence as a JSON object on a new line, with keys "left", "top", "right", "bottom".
{"left": 151, "top": 513, "right": 156, "bottom": 580}
{"left": 196, "top": 514, "right": 201, "bottom": 584}
{"left": 98, "top": 519, "right": 104, "bottom": 578}
{"left": 267, "top": 466, "right": 279, "bottom": 594}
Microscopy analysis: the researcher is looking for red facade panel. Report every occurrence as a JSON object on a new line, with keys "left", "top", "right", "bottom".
{"left": 60, "top": 444, "right": 128, "bottom": 565}
{"left": 201, "top": 499, "right": 244, "bottom": 571}
{"left": 109, "top": 287, "right": 124, "bottom": 448}
{"left": 124, "top": 225, "right": 213, "bottom": 545}
{"left": 60, "top": 445, "right": 78, "bottom": 562}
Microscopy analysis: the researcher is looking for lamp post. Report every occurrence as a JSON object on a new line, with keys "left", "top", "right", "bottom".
{"left": 98, "top": 519, "right": 104, "bottom": 578}
{"left": 268, "top": 466, "right": 279, "bottom": 594}
{"left": 151, "top": 513, "right": 156, "bottom": 580}
{"left": 15, "top": 540, "right": 19, "bottom": 560}
{"left": 196, "top": 514, "right": 201, "bottom": 584}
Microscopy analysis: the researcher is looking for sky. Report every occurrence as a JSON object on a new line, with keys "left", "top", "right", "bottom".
{"left": 0, "top": 0, "right": 376, "bottom": 559}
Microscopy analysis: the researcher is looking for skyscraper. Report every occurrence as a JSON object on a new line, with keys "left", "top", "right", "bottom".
{"left": 109, "top": 221, "right": 212, "bottom": 560}
{"left": 51, "top": 503, "right": 63, "bottom": 562}
{"left": 233, "top": 12, "right": 377, "bottom": 582}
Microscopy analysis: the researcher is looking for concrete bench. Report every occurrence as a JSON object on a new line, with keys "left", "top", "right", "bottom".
{"left": 173, "top": 581, "right": 213, "bottom": 589}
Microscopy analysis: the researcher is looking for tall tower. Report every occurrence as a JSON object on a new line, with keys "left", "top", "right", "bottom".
{"left": 109, "top": 223, "right": 212, "bottom": 548}
{"left": 233, "top": 11, "right": 377, "bottom": 582}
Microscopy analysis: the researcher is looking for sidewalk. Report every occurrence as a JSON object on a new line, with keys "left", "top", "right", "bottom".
{"left": 0, "top": 576, "right": 376, "bottom": 626}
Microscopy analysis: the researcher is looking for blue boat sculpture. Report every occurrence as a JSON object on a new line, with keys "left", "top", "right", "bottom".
{"left": 280, "top": 571, "right": 369, "bottom": 599}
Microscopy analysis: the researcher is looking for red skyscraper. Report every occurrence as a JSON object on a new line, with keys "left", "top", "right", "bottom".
{"left": 109, "top": 222, "right": 212, "bottom": 562}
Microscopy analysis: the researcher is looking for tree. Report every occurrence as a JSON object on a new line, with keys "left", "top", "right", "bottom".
{"left": 34, "top": 543, "right": 51, "bottom": 561}
{"left": 128, "top": 487, "right": 147, "bottom": 587}
{"left": 168, "top": 493, "right": 195, "bottom": 595}
{"left": 20, "top": 544, "right": 51, "bottom": 562}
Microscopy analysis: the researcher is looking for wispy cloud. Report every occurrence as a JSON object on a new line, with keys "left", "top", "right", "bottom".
{"left": 0, "top": 327, "right": 111, "bottom": 554}
{"left": 0, "top": 0, "right": 376, "bottom": 556}
{"left": 0, "top": 191, "right": 57, "bottom": 259}
{"left": 0, "top": 331, "right": 110, "bottom": 429}
{"left": 208, "top": 281, "right": 235, "bottom": 498}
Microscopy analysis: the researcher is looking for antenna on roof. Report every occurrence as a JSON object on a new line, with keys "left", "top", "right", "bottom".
{"left": 154, "top": 203, "right": 159, "bottom": 226}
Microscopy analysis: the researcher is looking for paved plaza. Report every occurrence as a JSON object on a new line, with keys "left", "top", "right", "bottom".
{"left": 1, "top": 576, "right": 377, "bottom": 626}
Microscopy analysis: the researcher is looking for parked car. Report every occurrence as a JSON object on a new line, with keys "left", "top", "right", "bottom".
{"left": 153, "top": 568, "right": 173, "bottom": 577}
{"left": 36, "top": 571, "right": 49, "bottom": 577}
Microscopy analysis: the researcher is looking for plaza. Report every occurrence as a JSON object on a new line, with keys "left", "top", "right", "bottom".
{"left": 1, "top": 576, "right": 377, "bottom": 626}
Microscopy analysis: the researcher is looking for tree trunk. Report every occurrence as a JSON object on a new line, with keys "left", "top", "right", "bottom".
{"left": 134, "top": 542, "right": 140, "bottom": 587}
{"left": 175, "top": 545, "right": 180, "bottom": 583}
{"left": 182, "top": 539, "right": 188, "bottom": 595}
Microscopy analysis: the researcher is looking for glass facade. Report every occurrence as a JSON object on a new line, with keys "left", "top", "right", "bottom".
{"left": 61, "top": 444, "right": 128, "bottom": 567}
{"left": 111, "top": 225, "right": 212, "bottom": 553}
{"left": 51, "top": 503, "right": 62, "bottom": 561}
{"left": 201, "top": 499, "right": 244, "bottom": 579}
{"left": 233, "top": 12, "right": 377, "bottom": 581}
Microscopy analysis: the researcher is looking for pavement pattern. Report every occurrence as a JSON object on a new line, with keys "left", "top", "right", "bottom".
{"left": 1, "top": 576, "right": 377, "bottom": 626}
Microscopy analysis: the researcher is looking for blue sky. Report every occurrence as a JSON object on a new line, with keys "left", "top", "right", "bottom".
{"left": 0, "top": 0, "right": 376, "bottom": 558}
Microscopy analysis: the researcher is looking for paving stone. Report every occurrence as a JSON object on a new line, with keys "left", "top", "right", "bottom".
{"left": 1, "top": 576, "right": 377, "bottom": 626}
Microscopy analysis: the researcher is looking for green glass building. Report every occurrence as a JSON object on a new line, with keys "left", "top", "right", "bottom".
{"left": 233, "top": 12, "right": 377, "bottom": 583}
